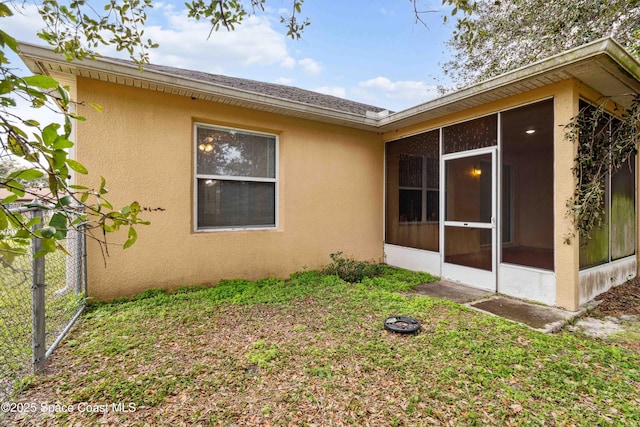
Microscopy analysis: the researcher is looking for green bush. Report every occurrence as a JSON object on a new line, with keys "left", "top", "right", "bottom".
{"left": 321, "top": 252, "right": 383, "bottom": 283}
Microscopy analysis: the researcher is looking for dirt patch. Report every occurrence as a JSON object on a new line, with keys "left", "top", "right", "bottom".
{"left": 567, "top": 278, "right": 640, "bottom": 349}
{"left": 593, "top": 276, "right": 640, "bottom": 316}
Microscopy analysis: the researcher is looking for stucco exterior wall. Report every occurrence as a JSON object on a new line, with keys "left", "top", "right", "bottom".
{"left": 76, "top": 78, "right": 384, "bottom": 300}
{"left": 553, "top": 80, "right": 581, "bottom": 310}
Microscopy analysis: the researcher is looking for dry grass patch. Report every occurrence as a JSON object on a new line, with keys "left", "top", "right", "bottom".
{"left": 5, "top": 268, "right": 640, "bottom": 426}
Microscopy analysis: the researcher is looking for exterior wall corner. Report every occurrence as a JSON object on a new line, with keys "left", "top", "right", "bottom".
{"left": 554, "top": 80, "right": 581, "bottom": 311}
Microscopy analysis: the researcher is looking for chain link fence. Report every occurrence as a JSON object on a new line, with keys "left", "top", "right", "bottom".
{"left": 0, "top": 206, "right": 86, "bottom": 402}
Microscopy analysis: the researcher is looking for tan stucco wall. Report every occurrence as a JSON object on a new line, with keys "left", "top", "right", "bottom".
{"left": 76, "top": 78, "right": 384, "bottom": 300}
{"left": 553, "top": 80, "right": 580, "bottom": 310}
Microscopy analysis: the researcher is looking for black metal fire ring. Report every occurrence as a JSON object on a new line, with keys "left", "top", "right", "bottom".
{"left": 384, "top": 316, "right": 421, "bottom": 334}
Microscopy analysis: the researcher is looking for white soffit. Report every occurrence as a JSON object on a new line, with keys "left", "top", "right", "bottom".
{"left": 17, "top": 38, "right": 640, "bottom": 133}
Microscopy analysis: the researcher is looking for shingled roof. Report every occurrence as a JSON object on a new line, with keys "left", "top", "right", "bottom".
{"left": 108, "top": 58, "right": 390, "bottom": 116}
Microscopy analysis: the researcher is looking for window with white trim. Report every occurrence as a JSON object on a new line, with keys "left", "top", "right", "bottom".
{"left": 195, "top": 124, "right": 277, "bottom": 230}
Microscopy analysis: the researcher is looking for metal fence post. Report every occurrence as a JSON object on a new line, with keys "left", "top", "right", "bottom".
{"left": 31, "top": 209, "right": 46, "bottom": 372}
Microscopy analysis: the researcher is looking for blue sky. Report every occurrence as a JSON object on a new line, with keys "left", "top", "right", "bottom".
{"left": 6, "top": 1, "right": 457, "bottom": 112}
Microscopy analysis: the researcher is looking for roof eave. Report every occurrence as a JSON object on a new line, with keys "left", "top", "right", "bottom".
{"left": 377, "top": 38, "right": 640, "bottom": 132}
{"left": 17, "top": 42, "right": 381, "bottom": 132}
{"left": 17, "top": 38, "right": 640, "bottom": 134}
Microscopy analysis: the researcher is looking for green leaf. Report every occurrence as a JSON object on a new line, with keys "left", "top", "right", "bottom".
{"left": 42, "top": 123, "right": 61, "bottom": 146}
{"left": 0, "top": 3, "right": 14, "bottom": 17}
{"left": 0, "top": 209, "right": 7, "bottom": 230}
{"left": 49, "top": 212, "right": 67, "bottom": 230}
{"left": 56, "top": 84, "right": 69, "bottom": 105}
{"left": 58, "top": 195, "right": 74, "bottom": 206}
{"left": 101, "top": 198, "right": 113, "bottom": 210}
{"left": 1, "top": 194, "right": 18, "bottom": 204}
{"left": 10, "top": 168, "right": 45, "bottom": 181}
{"left": 89, "top": 102, "right": 104, "bottom": 112}
{"left": 0, "top": 80, "right": 15, "bottom": 95}
{"left": 23, "top": 119, "right": 40, "bottom": 127}
{"left": 6, "top": 182, "right": 25, "bottom": 197}
{"left": 50, "top": 212, "right": 68, "bottom": 239}
{"left": 35, "top": 238, "right": 56, "bottom": 257}
{"left": 40, "top": 226, "right": 57, "bottom": 239}
{"left": 52, "top": 150, "right": 67, "bottom": 169}
{"left": 22, "top": 75, "right": 59, "bottom": 89}
{"left": 25, "top": 217, "right": 42, "bottom": 228}
{"left": 66, "top": 159, "right": 88, "bottom": 174}
{"left": 99, "top": 176, "right": 108, "bottom": 194}
{"left": 123, "top": 226, "right": 137, "bottom": 249}
{"left": 52, "top": 138, "right": 74, "bottom": 149}
{"left": 0, "top": 29, "right": 18, "bottom": 53}
{"left": 14, "top": 229, "right": 31, "bottom": 239}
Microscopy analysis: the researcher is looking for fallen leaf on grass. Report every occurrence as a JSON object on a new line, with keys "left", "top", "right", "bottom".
{"left": 510, "top": 404, "right": 523, "bottom": 414}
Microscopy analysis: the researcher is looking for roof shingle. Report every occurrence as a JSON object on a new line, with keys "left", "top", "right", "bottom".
{"left": 110, "top": 58, "right": 389, "bottom": 116}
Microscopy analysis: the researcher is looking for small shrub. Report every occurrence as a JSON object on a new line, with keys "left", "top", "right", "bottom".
{"left": 321, "top": 252, "right": 384, "bottom": 283}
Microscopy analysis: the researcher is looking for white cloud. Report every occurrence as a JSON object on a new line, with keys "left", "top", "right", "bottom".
{"left": 314, "top": 86, "right": 346, "bottom": 98}
{"left": 2, "top": 4, "right": 43, "bottom": 46}
{"left": 298, "top": 58, "right": 322, "bottom": 75}
{"left": 4, "top": 3, "right": 300, "bottom": 77}
{"left": 280, "top": 57, "right": 296, "bottom": 69}
{"left": 352, "top": 77, "right": 440, "bottom": 111}
{"left": 103, "top": 10, "right": 296, "bottom": 75}
{"left": 380, "top": 8, "right": 394, "bottom": 16}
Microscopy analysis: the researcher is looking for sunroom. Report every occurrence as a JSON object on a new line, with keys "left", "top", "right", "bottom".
{"left": 382, "top": 39, "right": 640, "bottom": 311}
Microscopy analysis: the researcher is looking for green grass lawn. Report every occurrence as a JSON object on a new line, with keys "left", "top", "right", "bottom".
{"left": 8, "top": 266, "right": 640, "bottom": 426}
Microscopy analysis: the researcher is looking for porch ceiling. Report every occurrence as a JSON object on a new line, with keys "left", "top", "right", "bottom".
{"left": 17, "top": 38, "right": 640, "bottom": 133}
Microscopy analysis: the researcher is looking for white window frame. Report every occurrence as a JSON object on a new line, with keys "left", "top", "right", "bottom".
{"left": 193, "top": 123, "right": 278, "bottom": 232}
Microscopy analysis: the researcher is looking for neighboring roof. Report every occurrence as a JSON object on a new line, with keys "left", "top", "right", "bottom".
{"left": 17, "top": 38, "right": 640, "bottom": 133}
{"left": 0, "top": 187, "right": 52, "bottom": 204}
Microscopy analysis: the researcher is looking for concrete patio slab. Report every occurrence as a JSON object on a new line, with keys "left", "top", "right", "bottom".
{"left": 468, "top": 296, "right": 583, "bottom": 333}
{"left": 406, "top": 280, "right": 585, "bottom": 332}
{"left": 407, "top": 280, "right": 493, "bottom": 304}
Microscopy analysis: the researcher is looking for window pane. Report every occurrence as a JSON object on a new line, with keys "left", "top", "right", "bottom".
{"left": 198, "top": 179, "right": 275, "bottom": 228}
{"left": 197, "top": 126, "right": 276, "bottom": 178}
{"left": 385, "top": 130, "right": 439, "bottom": 251}
{"left": 500, "top": 99, "right": 554, "bottom": 271}
{"left": 443, "top": 114, "right": 497, "bottom": 154}
{"left": 399, "top": 190, "right": 422, "bottom": 222}
{"left": 426, "top": 190, "right": 439, "bottom": 222}
{"left": 445, "top": 154, "right": 492, "bottom": 223}
{"left": 445, "top": 226, "right": 492, "bottom": 271}
{"left": 611, "top": 157, "right": 636, "bottom": 260}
